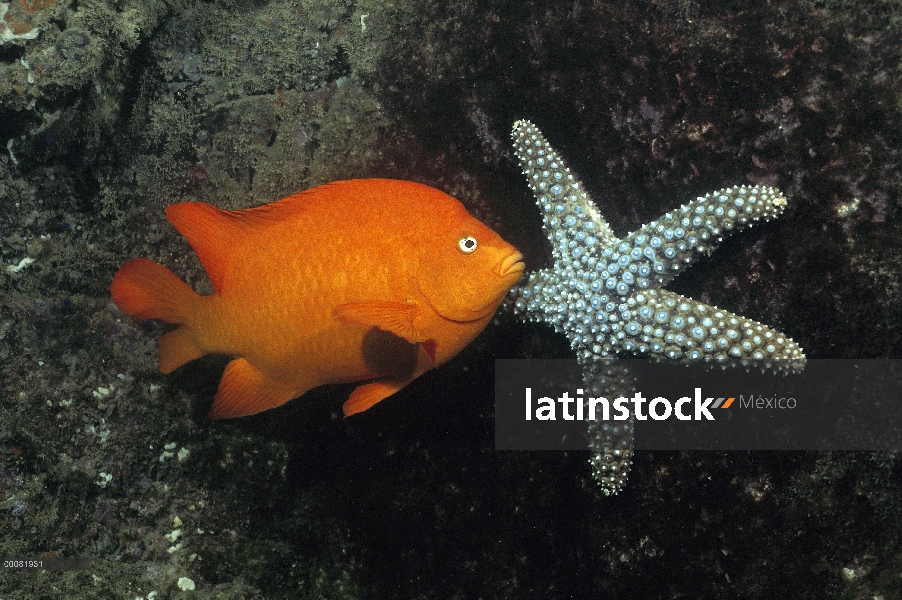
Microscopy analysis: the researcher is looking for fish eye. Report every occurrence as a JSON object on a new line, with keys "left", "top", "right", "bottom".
{"left": 458, "top": 236, "right": 478, "bottom": 254}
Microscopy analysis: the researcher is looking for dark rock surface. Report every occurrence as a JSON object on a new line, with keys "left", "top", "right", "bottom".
{"left": 1, "top": 1, "right": 900, "bottom": 598}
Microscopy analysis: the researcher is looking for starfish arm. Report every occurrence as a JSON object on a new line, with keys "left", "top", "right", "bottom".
{"left": 511, "top": 120, "right": 619, "bottom": 268}
{"left": 614, "top": 289, "right": 806, "bottom": 366}
{"left": 622, "top": 186, "right": 789, "bottom": 288}
{"left": 580, "top": 360, "right": 636, "bottom": 495}
{"left": 506, "top": 269, "right": 569, "bottom": 331}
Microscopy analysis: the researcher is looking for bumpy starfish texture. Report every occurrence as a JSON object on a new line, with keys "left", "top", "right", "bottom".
{"left": 507, "top": 120, "right": 805, "bottom": 495}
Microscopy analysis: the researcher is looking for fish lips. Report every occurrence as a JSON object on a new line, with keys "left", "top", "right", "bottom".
{"left": 495, "top": 250, "right": 525, "bottom": 279}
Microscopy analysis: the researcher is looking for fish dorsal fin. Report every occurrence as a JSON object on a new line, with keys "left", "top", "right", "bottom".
{"left": 165, "top": 193, "right": 313, "bottom": 294}
{"left": 165, "top": 202, "right": 248, "bottom": 294}
{"left": 332, "top": 301, "right": 423, "bottom": 342}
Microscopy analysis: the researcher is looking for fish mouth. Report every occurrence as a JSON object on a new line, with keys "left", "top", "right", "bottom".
{"left": 495, "top": 251, "right": 525, "bottom": 278}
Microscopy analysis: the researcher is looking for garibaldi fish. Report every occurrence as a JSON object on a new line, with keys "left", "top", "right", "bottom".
{"left": 111, "top": 179, "right": 524, "bottom": 418}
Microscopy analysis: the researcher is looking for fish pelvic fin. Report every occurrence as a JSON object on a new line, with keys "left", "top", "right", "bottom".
{"left": 343, "top": 345, "right": 437, "bottom": 417}
{"left": 343, "top": 378, "right": 411, "bottom": 417}
{"left": 421, "top": 339, "right": 438, "bottom": 368}
{"left": 208, "top": 358, "right": 302, "bottom": 419}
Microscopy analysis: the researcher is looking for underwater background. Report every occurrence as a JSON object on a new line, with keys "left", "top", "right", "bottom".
{"left": 2, "top": 0, "right": 902, "bottom": 597}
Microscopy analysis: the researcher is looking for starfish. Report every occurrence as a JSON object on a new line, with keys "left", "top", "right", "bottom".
{"left": 506, "top": 120, "right": 805, "bottom": 495}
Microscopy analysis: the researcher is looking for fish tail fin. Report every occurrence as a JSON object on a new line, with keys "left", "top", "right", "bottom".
{"left": 111, "top": 258, "right": 198, "bottom": 323}
{"left": 111, "top": 258, "right": 205, "bottom": 373}
{"left": 157, "top": 329, "right": 205, "bottom": 374}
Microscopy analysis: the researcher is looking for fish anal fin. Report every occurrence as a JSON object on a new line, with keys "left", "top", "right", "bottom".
{"left": 333, "top": 301, "right": 421, "bottom": 342}
{"left": 158, "top": 328, "right": 204, "bottom": 374}
{"left": 208, "top": 358, "right": 301, "bottom": 419}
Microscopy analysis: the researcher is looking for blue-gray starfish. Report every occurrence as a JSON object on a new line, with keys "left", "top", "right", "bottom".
{"left": 506, "top": 120, "right": 805, "bottom": 495}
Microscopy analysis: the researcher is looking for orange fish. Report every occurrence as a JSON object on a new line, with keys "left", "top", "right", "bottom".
{"left": 110, "top": 179, "right": 524, "bottom": 419}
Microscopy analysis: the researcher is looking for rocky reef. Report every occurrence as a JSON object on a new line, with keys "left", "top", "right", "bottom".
{"left": 2, "top": 1, "right": 901, "bottom": 598}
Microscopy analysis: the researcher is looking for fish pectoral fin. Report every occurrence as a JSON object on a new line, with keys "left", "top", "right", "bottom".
{"left": 332, "top": 301, "right": 422, "bottom": 342}
{"left": 208, "top": 358, "right": 301, "bottom": 419}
